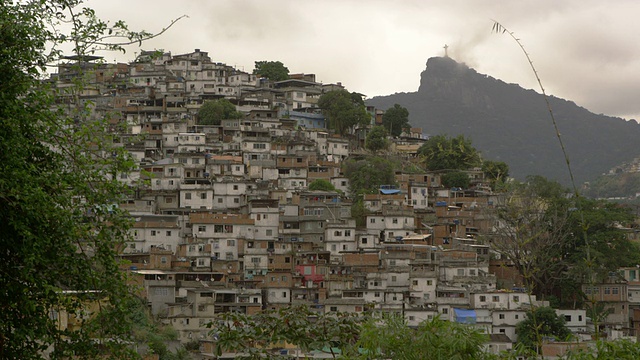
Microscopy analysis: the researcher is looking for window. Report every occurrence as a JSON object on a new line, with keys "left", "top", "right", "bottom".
{"left": 165, "top": 197, "right": 173, "bottom": 203}
{"left": 330, "top": 306, "right": 338, "bottom": 312}
{"left": 227, "top": 239, "right": 235, "bottom": 246}
{"left": 513, "top": 295, "right": 519, "bottom": 302}
{"left": 370, "top": 218, "right": 375, "bottom": 224}
{"left": 427, "top": 280, "right": 432, "bottom": 286}
{"left": 281, "top": 292, "right": 287, "bottom": 298}
{"left": 515, "top": 314, "right": 519, "bottom": 319}
{"left": 193, "top": 158, "right": 200, "bottom": 164}
{"left": 345, "top": 230, "right": 351, "bottom": 236}
{"left": 334, "top": 231, "right": 342, "bottom": 236}
{"left": 457, "top": 269, "right": 465, "bottom": 276}
{"left": 218, "top": 198, "right": 223, "bottom": 203}
{"left": 166, "top": 231, "right": 172, "bottom": 236}
{"left": 234, "top": 198, "right": 239, "bottom": 204}
{"left": 362, "top": 238, "right": 368, "bottom": 244}
{"left": 564, "top": 315, "right": 572, "bottom": 322}
{"left": 392, "top": 218, "right": 398, "bottom": 224}
{"left": 198, "top": 225, "right": 206, "bottom": 232}
{"left": 492, "top": 296, "right": 500, "bottom": 302}
{"left": 233, "top": 185, "right": 238, "bottom": 190}
{"left": 197, "top": 258, "right": 205, "bottom": 266}
{"left": 160, "top": 257, "right": 167, "bottom": 264}
{"left": 252, "top": 143, "right": 266, "bottom": 149}
{"left": 251, "top": 257, "right": 260, "bottom": 263}
{"left": 266, "top": 229, "right": 273, "bottom": 236}
{"left": 412, "top": 280, "right": 418, "bottom": 286}
{"left": 150, "top": 230, "right": 156, "bottom": 236}
{"left": 200, "top": 193, "right": 207, "bottom": 199}
{"left": 185, "top": 192, "right": 192, "bottom": 200}
{"left": 479, "top": 295, "right": 486, "bottom": 302}
{"left": 613, "top": 287, "right": 619, "bottom": 295}
{"left": 499, "top": 314, "right": 505, "bottom": 319}
{"left": 391, "top": 276, "right": 397, "bottom": 282}
{"left": 374, "top": 292, "right": 380, "bottom": 298}
{"left": 155, "top": 288, "right": 169, "bottom": 296}
{"left": 442, "top": 308, "right": 448, "bottom": 314}
{"left": 605, "top": 287, "right": 611, "bottom": 295}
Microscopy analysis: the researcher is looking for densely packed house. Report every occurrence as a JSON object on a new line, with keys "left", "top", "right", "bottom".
{"left": 51, "top": 49, "right": 636, "bottom": 357}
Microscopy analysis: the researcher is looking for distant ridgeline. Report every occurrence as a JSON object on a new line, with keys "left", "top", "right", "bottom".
{"left": 366, "top": 56, "right": 640, "bottom": 186}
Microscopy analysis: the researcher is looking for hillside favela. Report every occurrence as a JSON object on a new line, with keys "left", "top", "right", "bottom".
{"left": 6, "top": 5, "right": 640, "bottom": 360}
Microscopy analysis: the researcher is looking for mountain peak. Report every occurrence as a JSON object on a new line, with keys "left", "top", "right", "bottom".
{"left": 367, "top": 60, "right": 640, "bottom": 184}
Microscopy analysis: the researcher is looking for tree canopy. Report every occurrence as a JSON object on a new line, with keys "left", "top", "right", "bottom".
{"left": 516, "top": 306, "right": 571, "bottom": 354}
{"left": 343, "top": 156, "right": 397, "bottom": 197}
{"left": 309, "top": 179, "right": 338, "bottom": 192}
{"left": 210, "top": 306, "right": 496, "bottom": 360}
{"left": 381, "top": 103, "right": 410, "bottom": 137}
{"left": 418, "top": 134, "right": 481, "bottom": 171}
{"left": 0, "top": 1, "right": 182, "bottom": 358}
{"left": 482, "top": 160, "right": 510, "bottom": 189}
{"left": 441, "top": 171, "right": 471, "bottom": 188}
{"left": 365, "top": 125, "right": 389, "bottom": 153}
{"left": 253, "top": 60, "right": 290, "bottom": 81}
{"left": 197, "top": 98, "right": 244, "bottom": 125}
{"left": 490, "top": 176, "right": 640, "bottom": 306}
{"left": 318, "top": 89, "right": 371, "bottom": 136}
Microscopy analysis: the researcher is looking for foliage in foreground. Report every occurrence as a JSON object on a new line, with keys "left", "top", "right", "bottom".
{"left": 358, "top": 313, "right": 496, "bottom": 360}
{"left": 208, "top": 305, "right": 363, "bottom": 359}
{"left": 209, "top": 306, "right": 498, "bottom": 359}
{"left": 0, "top": 0, "right": 180, "bottom": 358}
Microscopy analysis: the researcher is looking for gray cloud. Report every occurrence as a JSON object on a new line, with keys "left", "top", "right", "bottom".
{"left": 86, "top": 0, "right": 640, "bottom": 120}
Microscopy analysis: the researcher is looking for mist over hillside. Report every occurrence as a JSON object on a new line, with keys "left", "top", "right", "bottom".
{"left": 366, "top": 56, "right": 640, "bottom": 185}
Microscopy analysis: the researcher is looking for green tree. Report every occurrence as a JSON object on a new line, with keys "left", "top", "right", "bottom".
{"left": 253, "top": 60, "right": 290, "bottom": 81}
{"left": 0, "top": 1, "right": 182, "bottom": 358}
{"left": 309, "top": 179, "right": 337, "bottom": 192}
{"left": 418, "top": 134, "right": 481, "bottom": 171}
{"left": 482, "top": 160, "right": 510, "bottom": 189}
{"left": 567, "top": 198, "right": 640, "bottom": 280}
{"left": 343, "top": 156, "right": 397, "bottom": 197}
{"left": 197, "top": 98, "right": 244, "bottom": 125}
{"left": 441, "top": 171, "right": 471, "bottom": 188}
{"left": 381, "top": 104, "right": 410, "bottom": 137}
{"left": 318, "top": 89, "right": 371, "bottom": 135}
{"left": 209, "top": 305, "right": 363, "bottom": 359}
{"left": 489, "top": 177, "right": 574, "bottom": 299}
{"left": 365, "top": 126, "right": 389, "bottom": 153}
{"left": 516, "top": 306, "right": 571, "bottom": 354}
{"left": 357, "top": 314, "right": 495, "bottom": 360}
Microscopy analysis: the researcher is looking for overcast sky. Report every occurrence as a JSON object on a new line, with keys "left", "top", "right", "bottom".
{"left": 86, "top": 0, "right": 640, "bottom": 121}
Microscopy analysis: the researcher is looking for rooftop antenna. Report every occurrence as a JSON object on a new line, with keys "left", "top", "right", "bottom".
{"left": 443, "top": 44, "right": 449, "bottom": 58}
